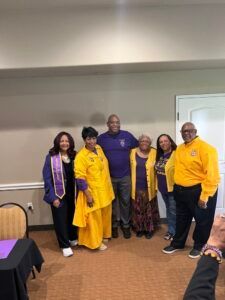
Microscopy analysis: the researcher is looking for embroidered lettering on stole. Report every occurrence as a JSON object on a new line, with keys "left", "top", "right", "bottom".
{"left": 51, "top": 154, "right": 65, "bottom": 199}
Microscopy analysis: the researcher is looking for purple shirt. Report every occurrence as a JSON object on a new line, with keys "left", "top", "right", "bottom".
{"left": 97, "top": 130, "right": 138, "bottom": 178}
{"left": 155, "top": 152, "right": 172, "bottom": 194}
{"left": 136, "top": 154, "right": 148, "bottom": 190}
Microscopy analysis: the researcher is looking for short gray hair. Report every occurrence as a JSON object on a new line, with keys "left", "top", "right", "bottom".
{"left": 138, "top": 134, "right": 152, "bottom": 145}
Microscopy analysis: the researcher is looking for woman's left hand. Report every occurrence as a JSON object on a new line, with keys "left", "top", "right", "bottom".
{"left": 87, "top": 196, "right": 94, "bottom": 208}
{"left": 53, "top": 199, "right": 61, "bottom": 208}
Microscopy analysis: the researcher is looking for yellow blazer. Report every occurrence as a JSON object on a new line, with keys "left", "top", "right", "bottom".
{"left": 164, "top": 151, "right": 175, "bottom": 193}
{"left": 130, "top": 147, "right": 157, "bottom": 201}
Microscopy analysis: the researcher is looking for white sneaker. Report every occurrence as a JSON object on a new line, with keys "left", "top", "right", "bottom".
{"left": 62, "top": 247, "right": 73, "bottom": 257}
{"left": 98, "top": 243, "right": 107, "bottom": 251}
{"left": 103, "top": 238, "right": 109, "bottom": 243}
{"left": 69, "top": 240, "right": 78, "bottom": 247}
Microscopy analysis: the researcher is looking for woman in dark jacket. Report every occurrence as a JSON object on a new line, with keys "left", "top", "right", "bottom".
{"left": 43, "top": 131, "right": 77, "bottom": 257}
{"left": 183, "top": 215, "right": 225, "bottom": 300}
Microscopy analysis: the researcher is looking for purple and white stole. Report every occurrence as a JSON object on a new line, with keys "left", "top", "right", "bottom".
{"left": 51, "top": 153, "right": 65, "bottom": 199}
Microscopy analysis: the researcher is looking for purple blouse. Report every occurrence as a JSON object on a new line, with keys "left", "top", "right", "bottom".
{"left": 155, "top": 152, "right": 172, "bottom": 194}
{"left": 135, "top": 153, "right": 148, "bottom": 190}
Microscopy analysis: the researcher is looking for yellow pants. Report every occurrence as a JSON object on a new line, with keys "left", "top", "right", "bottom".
{"left": 78, "top": 204, "right": 112, "bottom": 249}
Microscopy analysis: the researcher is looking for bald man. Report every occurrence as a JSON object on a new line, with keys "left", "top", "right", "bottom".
{"left": 163, "top": 122, "right": 220, "bottom": 258}
{"left": 97, "top": 114, "right": 138, "bottom": 239}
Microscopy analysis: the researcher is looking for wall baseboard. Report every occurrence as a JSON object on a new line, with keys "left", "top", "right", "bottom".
{"left": 160, "top": 218, "right": 167, "bottom": 224}
{"left": 0, "top": 182, "right": 44, "bottom": 191}
{"left": 29, "top": 224, "right": 54, "bottom": 231}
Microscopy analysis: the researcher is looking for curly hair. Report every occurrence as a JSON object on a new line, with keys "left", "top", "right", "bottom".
{"left": 49, "top": 131, "right": 76, "bottom": 159}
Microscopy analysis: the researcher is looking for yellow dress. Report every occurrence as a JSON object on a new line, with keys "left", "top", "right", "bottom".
{"left": 73, "top": 145, "right": 114, "bottom": 249}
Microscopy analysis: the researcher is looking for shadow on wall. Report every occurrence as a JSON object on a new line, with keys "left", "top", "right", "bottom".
{"left": 0, "top": 77, "right": 173, "bottom": 130}
{"left": 90, "top": 113, "right": 106, "bottom": 126}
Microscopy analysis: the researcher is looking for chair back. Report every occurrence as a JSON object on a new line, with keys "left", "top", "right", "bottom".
{"left": 0, "top": 202, "right": 28, "bottom": 240}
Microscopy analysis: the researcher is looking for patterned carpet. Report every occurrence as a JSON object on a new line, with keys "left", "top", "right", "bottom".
{"left": 28, "top": 225, "right": 225, "bottom": 300}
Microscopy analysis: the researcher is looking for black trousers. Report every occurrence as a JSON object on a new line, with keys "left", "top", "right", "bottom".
{"left": 171, "top": 184, "right": 217, "bottom": 251}
{"left": 51, "top": 195, "right": 77, "bottom": 249}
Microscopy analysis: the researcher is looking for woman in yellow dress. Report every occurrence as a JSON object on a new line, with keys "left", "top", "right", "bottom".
{"left": 73, "top": 127, "right": 114, "bottom": 250}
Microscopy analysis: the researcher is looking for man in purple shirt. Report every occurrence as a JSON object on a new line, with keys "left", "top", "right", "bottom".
{"left": 98, "top": 114, "right": 138, "bottom": 238}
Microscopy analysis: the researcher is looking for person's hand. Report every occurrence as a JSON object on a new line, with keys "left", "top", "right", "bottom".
{"left": 87, "top": 196, "right": 94, "bottom": 208}
{"left": 207, "top": 215, "right": 225, "bottom": 250}
{"left": 53, "top": 199, "right": 61, "bottom": 208}
{"left": 198, "top": 199, "right": 207, "bottom": 209}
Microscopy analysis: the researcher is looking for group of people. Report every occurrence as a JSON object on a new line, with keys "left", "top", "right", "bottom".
{"left": 42, "top": 114, "right": 224, "bottom": 298}
{"left": 42, "top": 115, "right": 220, "bottom": 264}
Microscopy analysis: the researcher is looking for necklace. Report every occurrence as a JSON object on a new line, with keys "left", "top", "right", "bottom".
{"left": 61, "top": 154, "right": 70, "bottom": 163}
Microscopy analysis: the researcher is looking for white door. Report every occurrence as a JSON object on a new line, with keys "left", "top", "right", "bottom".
{"left": 176, "top": 93, "right": 225, "bottom": 214}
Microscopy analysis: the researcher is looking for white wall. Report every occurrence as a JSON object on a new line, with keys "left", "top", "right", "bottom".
{"left": 1, "top": 4, "right": 225, "bottom": 69}
{"left": 0, "top": 71, "right": 176, "bottom": 184}
{"left": 1, "top": 68, "right": 225, "bottom": 224}
{"left": 1, "top": 2, "right": 225, "bottom": 225}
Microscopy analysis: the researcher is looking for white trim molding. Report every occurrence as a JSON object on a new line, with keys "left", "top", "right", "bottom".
{"left": 0, "top": 182, "right": 44, "bottom": 191}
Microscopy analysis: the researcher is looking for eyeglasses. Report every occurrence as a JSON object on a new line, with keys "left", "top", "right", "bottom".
{"left": 180, "top": 129, "right": 196, "bottom": 134}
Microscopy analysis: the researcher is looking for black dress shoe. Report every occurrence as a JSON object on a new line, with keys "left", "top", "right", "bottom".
{"left": 145, "top": 231, "right": 153, "bottom": 239}
{"left": 136, "top": 231, "right": 144, "bottom": 238}
{"left": 122, "top": 227, "right": 131, "bottom": 239}
{"left": 112, "top": 227, "right": 119, "bottom": 238}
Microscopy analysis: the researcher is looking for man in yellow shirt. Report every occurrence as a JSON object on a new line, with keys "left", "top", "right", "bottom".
{"left": 163, "top": 122, "right": 220, "bottom": 258}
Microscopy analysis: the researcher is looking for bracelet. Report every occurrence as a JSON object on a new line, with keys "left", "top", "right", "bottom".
{"left": 201, "top": 244, "right": 223, "bottom": 264}
{"left": 202, "top": 252, "right": 222, "bottom": 264}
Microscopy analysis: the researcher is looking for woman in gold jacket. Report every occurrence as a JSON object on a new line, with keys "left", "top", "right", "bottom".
{"left": 130, "top": 134, "right": 160, "bottom": 239}
{"left": 73, "top": 127, "right": 114, "bottom": 250}
{"left": 155, "top": 134, "right": 177, "bottom": 240}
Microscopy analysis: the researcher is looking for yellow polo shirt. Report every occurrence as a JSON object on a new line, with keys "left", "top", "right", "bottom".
{"left": 174, "top": 137, "right": 220, "bottom": 202}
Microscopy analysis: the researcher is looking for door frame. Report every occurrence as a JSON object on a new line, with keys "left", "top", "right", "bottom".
{"left": 175, "top": 93, "right": 225, "bottom": 214}
{"left": 176, "top": 93, "right": 225, "bottom": 143}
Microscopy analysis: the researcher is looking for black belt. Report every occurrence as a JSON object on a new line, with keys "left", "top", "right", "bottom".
{"left": 174, "top": 183, "right": 201, "bottom": 191}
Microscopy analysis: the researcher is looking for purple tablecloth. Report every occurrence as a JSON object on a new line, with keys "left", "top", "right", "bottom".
{"left": 0, "top": 239, "right": 17, "bottom": 259}
{"left": 0, "top": 238, "right": 44, "bottom": 300}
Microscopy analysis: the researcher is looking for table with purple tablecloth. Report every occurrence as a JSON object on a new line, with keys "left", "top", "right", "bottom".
{"left": 0, "top": 238, "right": 44, "bottom": 300}
{"left": 0, "top": 239, "right": 18, "bottom": 259}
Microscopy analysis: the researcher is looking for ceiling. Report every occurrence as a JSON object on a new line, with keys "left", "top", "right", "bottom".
{"left": 0, "top": 0, "right": 225, "bottom": 11}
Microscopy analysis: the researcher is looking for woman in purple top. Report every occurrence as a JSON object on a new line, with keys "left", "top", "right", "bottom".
{"left": 155, "top": 134, "right": 177, "bottom": 240}
{"left": 42, "top": 132, "right": 77, "bottom": 257}
{"left": 130, "top": 135, "right": 160, "bottom": 239}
